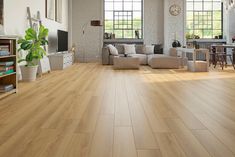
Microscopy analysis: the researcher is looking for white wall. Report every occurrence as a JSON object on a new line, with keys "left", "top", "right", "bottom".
{"left": 226, "top": 9, "right": 235, "bottom": 43}
{"left": 144, "top": 0, "right": 164, "bottom": 45}
{"left": 164, "top": 0, "right": 185, "bottom": 54}
{"left": 71, "top": 0, "right": 164, "bottom": 62}
{"left": 3, "top": 0, "right": 69, "bottom": 51}
{"left": 72, "top": 0, "right": 103, "bottom": 63}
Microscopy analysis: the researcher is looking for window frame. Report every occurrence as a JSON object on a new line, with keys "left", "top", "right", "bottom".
{"left": 104, "top": 0, "right": 144, "bottom": 39}
{"left": 186, "top": 0, "right": 223, "bottom": 39}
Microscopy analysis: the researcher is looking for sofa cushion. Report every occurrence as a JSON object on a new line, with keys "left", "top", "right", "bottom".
{"left": 107, "top": 44, "right": 119, "bottom": 56}
{"left": 130, "top": 54, "right": 148, "bottom": 65}
{"left": 144, "top": 45, "right": 154, "bottom": 54}
{"left": 124, "top": 44, "right": 136, "bottom": 54}
{"left": 109, "top": 54, "right": 125, "bottom": 65}
{"left": 115, "top": 44, "right": 125, "bottom": 54}
{"left": 148, "top": 54, "right": 180, "bottom": 69}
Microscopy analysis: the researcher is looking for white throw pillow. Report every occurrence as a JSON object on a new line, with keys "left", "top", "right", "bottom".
{"left": 107, "top": 44, "right": 119, "bottom": 56}
{"left": 144, "top": 45, "right": 154, "bottom": 54}
{"left": 124, "top": 44, "right": 136, "bottom": 54}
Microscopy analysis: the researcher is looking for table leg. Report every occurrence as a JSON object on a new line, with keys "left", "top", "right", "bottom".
{"left": 233, "top": 49, "right": 235, "bottom": 69}
{"left": 211, "top": 46, "right": 216, "bottom": 65}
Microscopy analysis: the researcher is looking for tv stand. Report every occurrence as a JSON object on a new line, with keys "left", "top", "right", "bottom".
{"left": 57, "top": 51, "right": 69, "bottom": 54}
{"left": 48, "top": 53, "right": 74, "bottom": 70}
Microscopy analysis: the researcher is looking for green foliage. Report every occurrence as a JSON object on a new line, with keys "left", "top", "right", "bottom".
{"left": 18, "top": 25, "right": 49, "bottom": 66}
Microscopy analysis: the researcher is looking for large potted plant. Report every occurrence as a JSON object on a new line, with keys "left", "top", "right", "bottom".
{"left": 18, "top": 25, "right": 49, "bottom": 81}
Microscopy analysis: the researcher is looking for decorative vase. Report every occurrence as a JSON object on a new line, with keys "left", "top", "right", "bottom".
{"left": 232, "top": 36, "right": 235, "bottom": 43}
{"left": 20, "top": 65, "right": 38, "bottom": 82}
{"left": 172, "top": 40, "right": 181, "bottom": 48}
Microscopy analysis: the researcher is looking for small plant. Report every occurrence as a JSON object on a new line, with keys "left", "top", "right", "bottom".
{"left": 232, "top": 36, "right": 235, "bottom": 43}
{"left": 18, "top": 25, "right": 49, "bottom": 66}
{"left": 185, "top": 32, "right": 191, "bottom": 40}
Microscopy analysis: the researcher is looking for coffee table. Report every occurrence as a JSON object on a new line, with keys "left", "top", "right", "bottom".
{"left": 113, "top": 56, "right": 140, "bottom": 69}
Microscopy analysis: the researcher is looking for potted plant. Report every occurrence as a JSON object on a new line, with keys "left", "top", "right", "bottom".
{"left": 18, "top": 25, "right": 49, "bottom": 81}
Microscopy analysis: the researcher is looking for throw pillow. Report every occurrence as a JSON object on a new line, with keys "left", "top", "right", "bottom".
{"left": 124, "top": 44, "right": 136, "bottom": 54}
{"left": 115, "top": 44, "right": 125, "bottom": 54}
{"left": 144, "top": 45, "right": 154, "bottom": 54}
{"left": 107, "top": 44, "right": 119, "bottom": 56}
{"left": 136, "top": 45, "right": 145, "bottom": 54}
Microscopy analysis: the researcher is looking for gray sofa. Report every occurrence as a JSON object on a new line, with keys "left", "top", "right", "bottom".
{"left": 102, "top": 44, "right": 187, "bottom": 69}
{"left": 102, "top": 44, "right": 151, "bottom": 65}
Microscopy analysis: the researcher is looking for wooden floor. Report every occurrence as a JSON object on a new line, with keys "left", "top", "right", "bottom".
{"left": 0, "top": 63, "right": 235, "bottom": 157}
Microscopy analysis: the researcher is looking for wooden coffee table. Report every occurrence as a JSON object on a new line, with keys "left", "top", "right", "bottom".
{"left": 113, "top": 56, "right": 140, "bottom": 69}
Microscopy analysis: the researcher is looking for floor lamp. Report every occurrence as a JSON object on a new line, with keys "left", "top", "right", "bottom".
{"left": 82, "top": 20, "right": 103, "bottom": 63}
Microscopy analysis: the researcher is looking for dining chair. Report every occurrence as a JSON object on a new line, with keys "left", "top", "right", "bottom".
{"left": 214, "top": 45, "right": 233, "bottom": 70}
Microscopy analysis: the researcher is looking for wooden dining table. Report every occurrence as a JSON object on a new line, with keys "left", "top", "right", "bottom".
{"left": 211, "top": 44, "right": 235, "bottom": 66}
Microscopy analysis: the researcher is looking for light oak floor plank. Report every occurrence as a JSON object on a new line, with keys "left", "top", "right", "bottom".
{"left": 113, "top": 127, "right": 137, "bottom": 157}
{"left": 0, "top": 64, "right": 234, "bottom": 156}
{"left": 88, "top": 115, "right": 114, "bottom": 157}
{"left": 193, "top": 130, "right": 235, "bottom": 157}
{"left": 155, "top": 132, "right": 187, "bottom": 157}
{"left": 165, "top": 118, "right": 211, "bottom": 157}
{"left": 137, "top": 149, "right": 162, "bottom": 157}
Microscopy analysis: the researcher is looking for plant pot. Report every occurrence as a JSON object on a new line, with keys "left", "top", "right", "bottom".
{"left": 20, "top": 65, "right": 38, "bottom": 82}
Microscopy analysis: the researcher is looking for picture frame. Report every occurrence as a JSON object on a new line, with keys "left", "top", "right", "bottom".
{"left": 56, "top": 0, "right": 62, "bottom": 23}
{"left": 46, "top": 0, "right": 55, "bottom": 20}
{"left": 46, "top": 0, "right": 62, "bottom": 23}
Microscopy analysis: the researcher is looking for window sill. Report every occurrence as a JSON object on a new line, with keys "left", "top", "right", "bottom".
{"left": 187, "top": 39, "right": 226, "bottom": 43}
{"left": 103, "top": 39, "right": 144, "bottom": 44}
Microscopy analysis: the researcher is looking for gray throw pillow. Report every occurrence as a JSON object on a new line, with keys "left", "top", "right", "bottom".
{"left": 115, "top": 44, "right": 125, "bottom": 54}
{"left": 144, "top": 45, "right": 154, "bottom": 54}
{"left": 136, "top": 45, "right": 145, "bottom": 54}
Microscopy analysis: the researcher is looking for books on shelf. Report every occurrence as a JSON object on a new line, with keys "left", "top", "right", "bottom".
{"left": 0, "top": 40, "right": 13, "bottom": 55}
{"left": 4, "top": 69, "right": 14, "bottom": 75}
{"left": 0, "top": 45, "right": 10, "bottom": 51}
{"left": 0, "top": 66, "right": 14, "bottom": 71}
{"left": 0, "top": 45, "right": 11, "bottom": 56}
{"left": 0, "top": 61, "right": 14, "bottom": 66}
{"left": 0, "top": 84, "right": 14, "bottom": 93}
{"left": 0, "top": 50, "right": 10, "bottom": 56}
{"left": 0, "top": 37, "right": 17, "bottom": 98}
{"left": 0, "top": 62, "right": 15, "bottom": 76}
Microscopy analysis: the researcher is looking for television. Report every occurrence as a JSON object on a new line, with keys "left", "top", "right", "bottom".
{"left": 57, "top": 30, "right": 68, "bottom": 52}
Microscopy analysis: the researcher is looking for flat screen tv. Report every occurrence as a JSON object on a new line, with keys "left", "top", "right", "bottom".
{"left": 57, "top": 30, "right": 68, "bottom": 52}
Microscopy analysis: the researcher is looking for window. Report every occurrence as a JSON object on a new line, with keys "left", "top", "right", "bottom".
{"left": 104, "top": 0, "right": 143, "bottom": 39}
{"left": 186, "top": 0, "right": 223, "bottom": 39}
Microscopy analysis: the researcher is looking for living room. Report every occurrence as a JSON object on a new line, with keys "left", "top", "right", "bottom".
{"left": 0, "top": 0, "right": 235, "bottom": 157}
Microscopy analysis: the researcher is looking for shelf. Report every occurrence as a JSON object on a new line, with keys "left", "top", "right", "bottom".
{"left": 103, "top": 39, "right": 144, "bottom": 42}
{"left": 0, "top": 37, "right": 18, "bottom": 100}
{"left": 0, "top": 72, "right": 16, "bottom": 78}
{"left": 0, "top": 35, "right": 19, "bottom": 40}
{"left": 187, "top": 39, "right": 227, "bottom": 43}
{"left": 0, "top": 89, "right": 17, "bottom": 99}
{"left": 0, "top": 55, "right": 16, "bottom": 59}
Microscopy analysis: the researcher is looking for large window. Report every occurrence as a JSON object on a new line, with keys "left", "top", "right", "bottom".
{"left": 186, "top": 0, "right": 223, "bottom": 39}
{"left": 104, "top": 0, "right": 143, "bottom": 39}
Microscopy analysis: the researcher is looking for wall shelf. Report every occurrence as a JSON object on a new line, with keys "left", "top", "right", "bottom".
{"left": 0, "top": 89, "right": 17, "bottom": 99}
{"left": 103, "top": 39, "right": 144, "bottom": 45}
{"left": 0, "top": 37, "right": 18, "bottom": 100}
{"left": 0, "top": 55, "right": 16, "bottom": 59}
{"left": 0, "top": 72, "right": 16, "bottom": 78}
